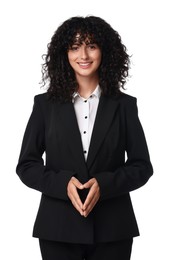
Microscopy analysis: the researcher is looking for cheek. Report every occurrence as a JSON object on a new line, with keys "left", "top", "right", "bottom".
{"left": 98, "top": 55, "right": 102, "bottom": 63}
{"left": 67, "top": 52, "right": 74, "bottom": 64}
{"left": 95, "top": 51, "right": 102, "bottom": 63}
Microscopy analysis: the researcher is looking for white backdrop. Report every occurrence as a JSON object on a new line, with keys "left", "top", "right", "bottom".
{"left": 0, "top": 0, "right": 170, "bottom": 259}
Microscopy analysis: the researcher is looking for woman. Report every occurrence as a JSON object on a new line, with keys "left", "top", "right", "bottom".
{"left": 16, "top": 16, "right": 153, "bottom": 260}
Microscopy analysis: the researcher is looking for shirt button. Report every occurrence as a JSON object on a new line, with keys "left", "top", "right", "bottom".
{"left": 84, "top": 150, "right": 87, "bottom": 154}
{"left": 83, "top": 131, "right": 86, "bottom": 134}
{"left": 85, "top": 116, "right": 88, "bottom": 119}
{"left": 84, "top": 100, "right": 87, "bottom": 103}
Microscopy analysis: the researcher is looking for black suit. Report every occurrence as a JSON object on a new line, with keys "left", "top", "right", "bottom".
{"left": 16, "top": 92, "right": 153, "bottom": 244}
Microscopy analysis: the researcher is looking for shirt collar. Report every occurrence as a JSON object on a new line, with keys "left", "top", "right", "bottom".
{"left": 92, "top": 84, "right": 101, "bottom": 99}
{"left": 72, "top": 85, "right": 101, "bottom": 102}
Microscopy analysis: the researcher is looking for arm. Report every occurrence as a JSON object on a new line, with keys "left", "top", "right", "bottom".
{"left": 16, "top": 96, "right": 75, "bottom": 200}
{"left": 95, "top": 98, "right": 153, "bottom": 200}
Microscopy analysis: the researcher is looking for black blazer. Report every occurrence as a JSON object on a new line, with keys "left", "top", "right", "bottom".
{"left": 16, "top": 92, "right": 153, "bottom": 244}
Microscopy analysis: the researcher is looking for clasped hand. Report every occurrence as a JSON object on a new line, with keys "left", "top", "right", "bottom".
{"left": 67, "top": 177, "right": 100, "bottom": 217}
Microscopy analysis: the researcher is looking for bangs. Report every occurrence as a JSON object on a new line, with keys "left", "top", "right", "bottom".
{"left": 68, "top": 31, "right": 97, "bottom": 47}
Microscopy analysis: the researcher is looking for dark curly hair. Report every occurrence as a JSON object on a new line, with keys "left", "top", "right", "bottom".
{"left": 41, "top": 16, "right": 130, "bottom": 102}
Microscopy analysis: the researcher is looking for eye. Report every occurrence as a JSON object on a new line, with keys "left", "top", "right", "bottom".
{"left": 87, "top": 44, "right": 98, "bottom": 50}
{"left": 70, "top": 45, "right": 80, "bottom": 51}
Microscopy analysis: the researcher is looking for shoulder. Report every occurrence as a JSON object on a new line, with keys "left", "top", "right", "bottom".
{"left": 34, "top": 92, "right": 48, "bottom": 104}
{"left": 32, "top": 93, "right": 52, "bottom": 117}
{"left": 107, "top": 92, "right": 137, "bottom": 107}
{"left": 34, "top": 92, "right": 57, "bottom": 109}
{"left": 115, "top": 93, "right": 138, "bottom": 112}
{"left": 33, "top": 92, "right": 63, "bottom": 118}
{"left": 34, "top": 93, "right": 62, "bottom": 106}
{"left": 116, "top": 93, "right": 140, "bottom": 120}
{"left": 117, "top": 92, "right": 137, "bottom": 104}
{"left": 109, "top": 92, "right": 138, "bottom": 116}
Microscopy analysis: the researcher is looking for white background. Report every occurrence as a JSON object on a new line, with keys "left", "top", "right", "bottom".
{"left": 0, "top": 0, "right": 170, "bottom": 259}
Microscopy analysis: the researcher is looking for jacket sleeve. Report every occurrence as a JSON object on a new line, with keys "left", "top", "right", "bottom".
{"left": 16, "top": 95, "right": 75, "bottom": 200}
{"left": 95, "top": 97, "right": 153, "bottom": 200}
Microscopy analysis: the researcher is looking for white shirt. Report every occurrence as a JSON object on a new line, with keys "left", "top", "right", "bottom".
{"left": 73, "top": 85, "right": 101, "bottom": 160}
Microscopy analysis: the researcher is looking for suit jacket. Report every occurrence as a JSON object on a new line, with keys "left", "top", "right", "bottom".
{"left": 16, "top": 92, "right": 153, "bottom": 244}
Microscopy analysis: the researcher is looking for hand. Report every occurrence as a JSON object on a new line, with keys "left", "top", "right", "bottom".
{"left": 67, "top": 177, "right": 84, "bottom": 216}
{"left": 82, "top": 178, "right": 100, "bottom": 218}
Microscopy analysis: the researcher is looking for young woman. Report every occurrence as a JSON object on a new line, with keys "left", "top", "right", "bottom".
{"left": 16, "top": 16, "right": 153, "bottom": 260}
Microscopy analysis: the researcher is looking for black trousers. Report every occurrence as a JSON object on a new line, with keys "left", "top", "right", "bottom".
{"left": 39, "top": 238, "right": 133, "bottom": 260}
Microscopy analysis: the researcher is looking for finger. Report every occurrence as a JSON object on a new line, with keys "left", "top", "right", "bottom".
{"left": 67, "top": 180, "right": 83, "bottom": 213}
{"left": 82, "top": 179, "right": 94, "bottom": 189}
{"left": 71, "top": 177, "right": 84, "bottom": 189}
{"left": 83, "top": 192, "right": 100, "bottom": 217}
{"left": 69, "top": 193, "right": 84, "bottom": 216}
{"left": 68, "top": 185, "right": 83, "bottom": 209}
{"left": 83, "top": 189, "right": 95, "bottom": 210}
{"left": 83, "top": 183, "right": 99, "bottom": 210}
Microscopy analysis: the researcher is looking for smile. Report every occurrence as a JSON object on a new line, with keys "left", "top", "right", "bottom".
{"left": 77, "top": 62, "right": 92, "bottom": 68}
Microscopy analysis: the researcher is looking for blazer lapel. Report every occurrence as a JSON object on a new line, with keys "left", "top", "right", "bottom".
{"left": 58, "top": 102, "right": 87, "bottom": 172}
{"left": 87, "top": 95, "right": 119, "bottom": 170}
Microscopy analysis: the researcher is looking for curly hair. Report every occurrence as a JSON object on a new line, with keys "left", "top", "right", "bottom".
{"left": 41, "top": 16, "right": 130, "bottom": 102}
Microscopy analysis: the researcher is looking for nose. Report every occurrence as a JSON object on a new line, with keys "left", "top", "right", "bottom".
{"left": 80, "top": 46, "right": 88, "bottom": 60}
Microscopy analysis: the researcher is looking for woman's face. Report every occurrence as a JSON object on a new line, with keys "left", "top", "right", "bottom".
{"left": 67, "top": 36, "right": 102, "bottom": 80}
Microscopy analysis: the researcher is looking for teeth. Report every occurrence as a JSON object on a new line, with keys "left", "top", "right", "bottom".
{"left": 79, "top": 63, "right": 91, "bottom": 66}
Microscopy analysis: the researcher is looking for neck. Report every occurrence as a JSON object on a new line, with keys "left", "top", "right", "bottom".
{"left": 76, "top": 75, "right": 99, "bottom": 99}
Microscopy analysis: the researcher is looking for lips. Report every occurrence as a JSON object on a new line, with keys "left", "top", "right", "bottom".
{"left": 77, "top": 62, "right": 92, "bottom": 68}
